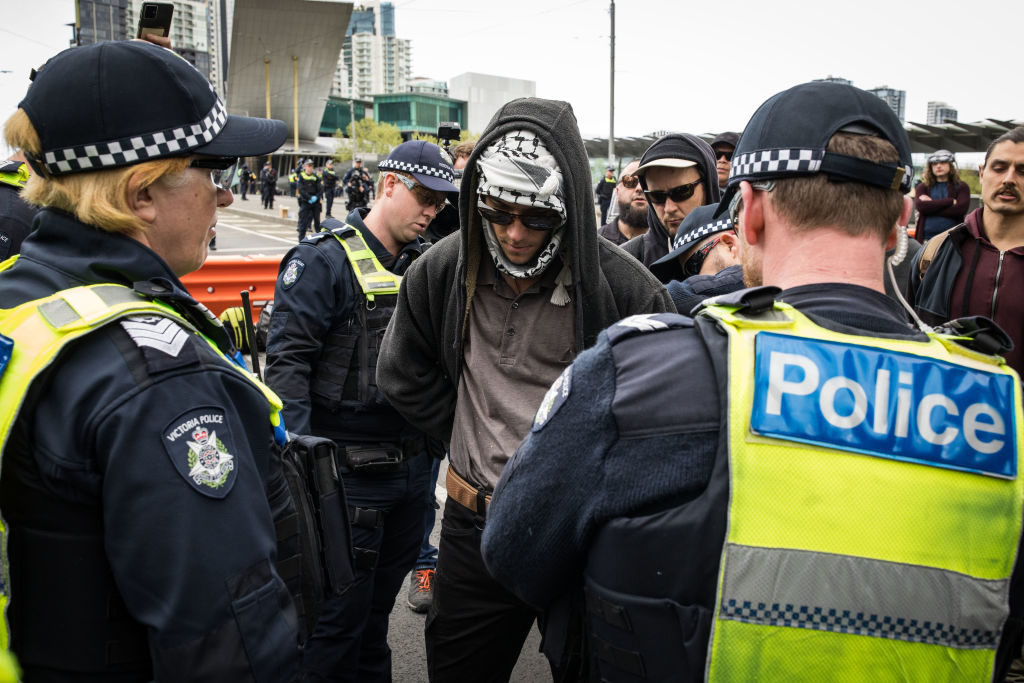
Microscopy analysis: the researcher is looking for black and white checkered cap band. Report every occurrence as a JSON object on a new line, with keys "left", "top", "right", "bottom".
{"left": 378, "top": 158, "right": 454, "bottom": 184}
{"left": 42, "top": 98, "right": 228, "bottom": 174}
{"left": 673, "top": 217, "right": 733, "bottom": 251}
{"left": 729, "top": 148, "right": 823, "bottom": 182}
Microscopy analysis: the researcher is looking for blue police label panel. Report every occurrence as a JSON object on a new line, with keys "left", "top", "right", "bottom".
{"left": 750, "top": 333, "right": 1017, "bottom": 478}
{"left": 0, "top": 332, "right": 11, "bottom": 380}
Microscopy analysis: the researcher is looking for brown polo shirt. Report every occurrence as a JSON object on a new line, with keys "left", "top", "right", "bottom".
{"left": 449, "top": 260, "right": 576, "bottom": 491}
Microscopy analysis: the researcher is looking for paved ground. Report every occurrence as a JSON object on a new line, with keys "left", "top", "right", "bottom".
{"left": 223, "top": 197, "right": 551, "bottom": 680}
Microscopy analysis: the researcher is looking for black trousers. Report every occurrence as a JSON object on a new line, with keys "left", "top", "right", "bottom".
{"left": 261, "top": 185, "right": 275, "bottom": 209}
{"left": 325, "top": 189, "right": 335, "bottom": 217}
{"left": 298, "top": 203, "right": 321, "bottom": 240}
{"left": 425, "top": 496, "right": 540, "bottom": 682}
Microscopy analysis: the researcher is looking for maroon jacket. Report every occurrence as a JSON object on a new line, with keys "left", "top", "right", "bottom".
{"left": 910, "top": 207, "right": 1024, "bottom": 379}
{"left": 913, "top": 180, "right": 970, "bottom": 242}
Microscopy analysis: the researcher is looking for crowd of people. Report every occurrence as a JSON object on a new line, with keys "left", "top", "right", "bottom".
{"left": 1, "top": 36, "right": 1023, "bottom": 683}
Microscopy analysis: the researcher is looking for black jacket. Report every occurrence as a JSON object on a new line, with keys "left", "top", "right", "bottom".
{"left": 376, "top": 97, "right": 673, "bottom": 443}
{"left": 0, "top": 209, "right": 298, "bottom": 682}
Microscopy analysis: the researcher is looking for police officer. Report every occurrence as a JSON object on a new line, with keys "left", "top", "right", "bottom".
{"left": 266, "top": 140, "right": 457, "bottom": 682}
{"left": 322, "top": 158, "right": 339, "bottom": 217}
{"left": 0, "top": 40, "right": 298, "bottom": 680}
{"left": 260, "top": 159, "right": 278, "bottom": 210}
{"left": 594, "top": 165, "right": 616, "bottom": 225}
{"left": 0, "top": 154, "right": 34, "bottom": 259}
{"left": 343, "top": 158, "right": 372, "bottom": 210}
{"left": 296, "top": 158, "right": 322, "bottom": 240}
{"left": 481, "top": 82, "right": 1024, "bottom": 682}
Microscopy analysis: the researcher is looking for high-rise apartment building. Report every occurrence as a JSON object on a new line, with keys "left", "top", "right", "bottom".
{"left": 75, "top": 0, "right": 226, "bottom": 93}
{"left": 332, "top": 1, "right": 411, "bottom": 99}
{"left": 868, "top": 86, "right": 906, "bottom": 123}
{"left": 927, "top": 101, "right": 958, "bottom": 125}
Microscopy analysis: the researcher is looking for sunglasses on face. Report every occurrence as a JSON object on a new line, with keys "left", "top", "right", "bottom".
{"left": 620, "top": 174, "right": 640, "bottom": 189}
{"left": 392, "top": 173, "right": 448, "bottom": 212}
{"left": 643, "top": 178, "right": 702, "bottom": 206}
{"left": 476, "top": 200, "right": 563, "bottom": 232}
{"left": 683, "top": 235, "right": 724, "bottom": 278}
{"left": 190, "top": 156, "right": 239, "bottom": 189}
{"left": 715, "top": 149, "right": 734, "bottom": 162}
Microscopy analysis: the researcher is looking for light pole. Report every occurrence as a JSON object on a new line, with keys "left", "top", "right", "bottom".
{"left": 608, "top": 0, "right": 615, "bottom": 168}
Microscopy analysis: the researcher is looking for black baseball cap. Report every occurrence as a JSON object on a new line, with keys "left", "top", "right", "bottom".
{"left": 711, "top": 132, "right": 740, "bottom": 150}
{"left": 19, "top": 41, "right": 287, "bottom": 176}
{"left": 378, "top": 140, "right": 458, "bottom": 193}
{"left": 715, "top": 82, "right": 913, "bottom": 217}
{"left": 650, "top": 203, "right": 733, "bottom": 283}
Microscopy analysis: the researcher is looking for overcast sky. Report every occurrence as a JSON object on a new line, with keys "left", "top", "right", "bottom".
{"left": 1, "top": 0, "right": 1020, "bottom": 150}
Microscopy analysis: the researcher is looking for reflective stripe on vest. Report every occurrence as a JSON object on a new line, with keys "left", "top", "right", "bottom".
{"left": 0, "top": 283, "right": 287, "bottom": 651}
{"left": 329, "top": 225, "right": 401, "bottom": 303}
{"left": 700, "top": 301, "right": 1024, "bottom": 682}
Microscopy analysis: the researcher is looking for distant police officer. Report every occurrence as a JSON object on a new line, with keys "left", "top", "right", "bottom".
{"left": 260, "top": 159, "right": 278, "bottom": 210}
{"left": 0, "top": 40, "right": 297, "bottom": 681}
{"left": 481, "top": 82, "right": 1024, "bottom": 682}
{"left": 0, "top": 154, "right": 34, "bottom": 259}
{"left": 296, "top": 158, "right": 322, "bottom": 240}
{"left": 266, "top": 140, "right": 457, "bottom": 681}
{"left": 322, "top": 159, "right": 339, "bottom": 217}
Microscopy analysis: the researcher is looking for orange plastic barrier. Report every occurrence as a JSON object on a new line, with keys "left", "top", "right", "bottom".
{"left": 180, "top": 254, "right": 282, "bottom": 318}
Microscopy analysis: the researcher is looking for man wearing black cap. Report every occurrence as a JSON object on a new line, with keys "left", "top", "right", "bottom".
{"left": 649, "top": 202, "right": 744, "bottom": 313}
{"left": 481, "top": 82, "right": 1024, "bottom": 682}
{"left": 377, "top": 98, "right": 670, "bottom": 681}
{"left": 621, "top": 133, "right": 721, "bottom": 267}
{"left": 260, "top": 159, "right": 278, "bottom": 210}
{"left": 0, "top": 40, "right": 299, "bottom": 680}
{"left": 266, "top": 139, "right": 456, "bottom": 681}
{"left": 710, "top": 131, "right": 740, "bottom": 192}
{"left": 297, "top": 158, "right": 323, "bottom": 240}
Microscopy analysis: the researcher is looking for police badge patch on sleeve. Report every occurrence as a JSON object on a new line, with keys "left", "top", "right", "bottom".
{"left": 162, "top": 407, "right": 238, "bottom": 498}
{"left": 532, "top": 366, "right": 572, "bottom": 432}
{"left": 281, "top": 258, "right": 305, "bottom": 289}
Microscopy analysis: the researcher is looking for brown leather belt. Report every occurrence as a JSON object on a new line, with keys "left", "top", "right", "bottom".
{"left": 446, "top": 467, "right": 491, "bottom": 514}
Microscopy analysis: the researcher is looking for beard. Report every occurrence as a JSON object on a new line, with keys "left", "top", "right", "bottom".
{"left": 617, "top": 200, "right": 648, "bottom": 229}
{"left": 741, "top": 244, "right": 762, "bottom": 288}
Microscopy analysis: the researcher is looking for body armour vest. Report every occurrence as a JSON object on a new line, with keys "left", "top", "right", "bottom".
{"left": 0, "top": 276, "right": 287, "bottom": 676}
{"left": 309, "top": 225, "right": 401, "bottom": 413}
{"left": 583, "top": 296, "right": 1024, "bottom": 683}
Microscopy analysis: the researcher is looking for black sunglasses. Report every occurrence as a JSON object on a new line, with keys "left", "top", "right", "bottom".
{"left": 715, "top": 150, "right": 733, "bottom": 162}
{"left": 620, "top": 174, "right": 640, "bottom": 189}
{"left": 477, "top": 201, "right": 563, "bottom": 231}
{"left": 643, "top": 179, "right": 702, "bottom": 206}
{"left": 683, "top": 236, "right": 724, "bottom": 278}
{"left": 190, "top": 156, "right": 238, "bottom": 189}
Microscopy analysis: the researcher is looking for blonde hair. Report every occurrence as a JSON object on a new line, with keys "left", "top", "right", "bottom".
{"left": 4, "top": 109, "right": 191, "bottom": 234}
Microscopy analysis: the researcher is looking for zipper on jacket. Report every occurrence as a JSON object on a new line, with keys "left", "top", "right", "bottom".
{"left": 991, "top": 251, "right": 1005, "bottom": 319}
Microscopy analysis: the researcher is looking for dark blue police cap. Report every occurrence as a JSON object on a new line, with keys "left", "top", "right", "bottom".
{"left": 650, "top": 203, "right": 733, "bottom": 283}
{"left": 716, "top": 82, "right": 913, "bottom": 217}
{"left": 19, "top": 41, "right": 287, "bottom": 176}
{"left": 378, "top": 140, "right": 458, "bottom": 193}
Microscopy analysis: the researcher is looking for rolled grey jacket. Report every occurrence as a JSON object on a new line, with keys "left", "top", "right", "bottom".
{"left": 376, "top": 97, "right": 673, "bottom": 442}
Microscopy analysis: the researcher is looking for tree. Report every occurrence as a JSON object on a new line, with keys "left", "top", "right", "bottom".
{"left": 333, "top": 118, "right": 403, "bottom": 162}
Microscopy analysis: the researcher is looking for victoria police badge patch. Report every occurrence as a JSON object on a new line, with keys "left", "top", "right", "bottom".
{"left": 162, "top": 407, "right": 237, "bottom": 498}
{"left": 281, "top": 258, "right": 305, "bottom": 289}
{"left": 533, "top": 366, "right": 572, "bottom": 432}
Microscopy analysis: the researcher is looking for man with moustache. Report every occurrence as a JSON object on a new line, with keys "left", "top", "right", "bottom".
{"left": 598, "top": 160, "right": 648, "bottom": 245}
{"left": 621, "top": 134, "right": 721, "bottom": 267}
{"left": 910, "top": 127, "right": 1024, "bottom": 380}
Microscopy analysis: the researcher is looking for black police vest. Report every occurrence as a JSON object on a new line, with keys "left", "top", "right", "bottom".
{"left": 308, "top": 233, "right": 398, "bottom": 414}
{"left": 582, "top": 315, "right": 729, "bottom": 683}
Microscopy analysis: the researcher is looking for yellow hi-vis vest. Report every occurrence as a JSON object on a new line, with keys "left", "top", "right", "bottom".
{"left": 0, "top": 274, "right": 286, "bottom": 654}
{"left": 329, "top": 225, "right": 401, "bottom": 304}
{"left": 700, "top": 300, "right": 1024, "bottom": 682}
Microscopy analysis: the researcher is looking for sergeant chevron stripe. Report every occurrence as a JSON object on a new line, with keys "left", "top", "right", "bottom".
{"left": 121, "top": 315, "right": 189, "bottom": 357}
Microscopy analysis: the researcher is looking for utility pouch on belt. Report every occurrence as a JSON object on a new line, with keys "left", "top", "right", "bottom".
{"left": 277, "top": 434, "right": 355, "bottom": 642}
{"left": 342, "top": 444, "right": 403, "bottom": 472}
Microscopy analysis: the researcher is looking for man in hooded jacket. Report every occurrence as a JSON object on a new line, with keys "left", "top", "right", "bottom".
{"left": 376, "top": 97, "right": 671, "bottom": 682}
{"left": 621, "top": 133, "right": 721, "bottom": 268}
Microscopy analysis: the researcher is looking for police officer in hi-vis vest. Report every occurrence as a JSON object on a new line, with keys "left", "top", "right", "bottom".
{"left": 266, "top": 140, "right": 457, "bottom": 681}
{"left": 0, "top": 41, "right": 299, "bottom": 680}
{"left": 481, "top": 82, "right": 1024, "bottom": 683}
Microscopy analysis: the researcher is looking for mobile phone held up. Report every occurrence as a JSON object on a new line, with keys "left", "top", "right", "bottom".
{"left": 137, "top": 2, "right": 174, "bottom": 40}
